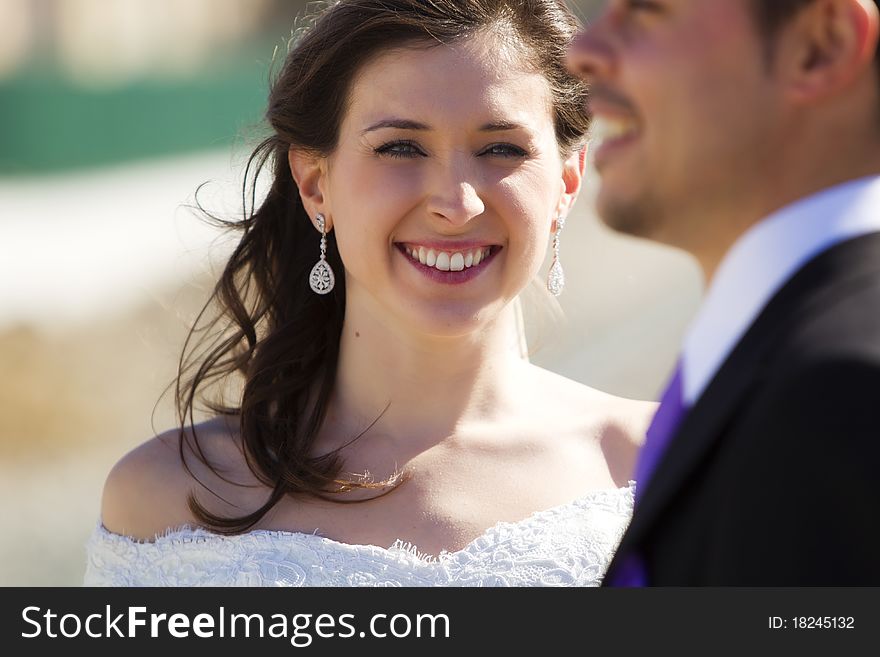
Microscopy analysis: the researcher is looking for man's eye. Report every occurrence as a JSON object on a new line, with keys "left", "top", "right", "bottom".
{"left": 374, "top": 141, "right": 425, "bottom": 158}
{"left": 480, "top": 143, "right": 529, "bottom": 158}
{"left": 626, "top": 0, "right": 663, "bottom": 12}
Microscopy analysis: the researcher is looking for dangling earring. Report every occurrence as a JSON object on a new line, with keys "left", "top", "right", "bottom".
{"left": 547, "top": 214, "right": 565, "bottom": 297}
{"left": 309, "top": 213, "right": 335, "bottom": 295}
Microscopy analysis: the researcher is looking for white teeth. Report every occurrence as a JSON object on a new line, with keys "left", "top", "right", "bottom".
{"left": 435, "top": 252, "right": 451, "bottom": 271}
{"left": 590, "top": 115, "right": 638, "bottom": 145}
{"left": 404, "top": 246, "right": 493, "bottom": 271}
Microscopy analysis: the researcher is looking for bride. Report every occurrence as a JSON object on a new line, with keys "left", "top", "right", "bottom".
{"left": 85, "top": 0, "right": 654, "bottom": 587}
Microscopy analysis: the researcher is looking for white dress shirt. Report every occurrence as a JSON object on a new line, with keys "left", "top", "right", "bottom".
{"left": 681, "top": 175, "right": 880, "bottom": 405}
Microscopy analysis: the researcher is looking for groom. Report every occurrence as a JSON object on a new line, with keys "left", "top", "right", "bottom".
{"left": 569, "top": 0, "right": 880, "bottom": 585}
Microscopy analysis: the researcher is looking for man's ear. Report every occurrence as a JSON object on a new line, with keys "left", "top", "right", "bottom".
{"left": 778, "top": 0, "right": 879, "bottom": 103}
{"left": 554, "top": 147, "right": 586, "bottom": 227}
{"left": 288, "top": 147, "right": 332, "bottom": 231}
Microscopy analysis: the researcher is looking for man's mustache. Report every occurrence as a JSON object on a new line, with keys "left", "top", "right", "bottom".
{"left": 586, "top": 85, "right": 638, "bottom": 116}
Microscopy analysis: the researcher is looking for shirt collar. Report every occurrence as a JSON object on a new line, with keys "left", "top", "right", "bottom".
{"left": 681, "top": 175, "right": 880, "bottom": 405}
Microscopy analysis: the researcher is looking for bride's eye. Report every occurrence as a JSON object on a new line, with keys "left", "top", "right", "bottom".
{"left": 374, "top": 140, "right": 426, "bottom": 159}
{"left": 479, "top": 143, "right": 529, "bottom": 158}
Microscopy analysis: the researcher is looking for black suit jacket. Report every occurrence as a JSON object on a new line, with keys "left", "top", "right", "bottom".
{"left": 604, "top": 232, "right": 880, "bottom": 585}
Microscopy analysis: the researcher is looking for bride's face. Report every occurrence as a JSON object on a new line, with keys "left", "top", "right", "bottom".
{"left": 321, "top": 31, "right": 582, "bottom": 338}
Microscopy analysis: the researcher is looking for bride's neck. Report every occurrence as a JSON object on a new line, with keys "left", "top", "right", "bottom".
{"left": 327, "top": 300, "right": 528, "bottom": 444}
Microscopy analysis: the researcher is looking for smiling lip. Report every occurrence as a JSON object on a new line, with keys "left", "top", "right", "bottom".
{"left": 592, "top": 129, "right": 639, "bottom": 172}
{"left": 395, "top": 242, "right": 500, "bottom": 285}
{"left": 588, "top": 99, "right": 641, "bottom": 172}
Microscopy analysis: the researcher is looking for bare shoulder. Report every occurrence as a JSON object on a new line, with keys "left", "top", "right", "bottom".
{"left": 100, "top": 429, "right": 193, "bottom": 541}
{"left": 525, "top": 364, "right": 657, "bottom": 448}
{"left": 100, "top": 415, "right": 257, "bottom": 541}
{"left": 514, "top": 364, "right": 656, "bottom": 486}
{"left": 586, "top": 387, "right": 657, "bottom": 450}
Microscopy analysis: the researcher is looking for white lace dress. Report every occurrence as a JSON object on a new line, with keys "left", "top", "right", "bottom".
{"left": 84, "top": 482, "right": 633, "bottom": 587}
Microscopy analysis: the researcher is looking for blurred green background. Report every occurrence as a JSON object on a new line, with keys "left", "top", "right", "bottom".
{"left": 0, "top": 0, "right": 604, "bottom": 175}
{"left": 1, "top": 0, "right": 289, "bottom": 174}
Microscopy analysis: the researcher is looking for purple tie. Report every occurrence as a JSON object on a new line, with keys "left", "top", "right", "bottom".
{"left": 635, "top": 362, "right": 687, "bottom": 504}
{"left": 608, "top": 362, "right": 688, "bottom": 586}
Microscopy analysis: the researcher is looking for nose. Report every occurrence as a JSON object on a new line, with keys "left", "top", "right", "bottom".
{"left": 426, "top": 162, "right": 486, "bottom": 227}
{"left": 565, "top": 23, "right": 615, "bottom": 83}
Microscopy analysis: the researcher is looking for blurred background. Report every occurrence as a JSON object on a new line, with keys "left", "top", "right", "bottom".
{"left": 0, "top": 0, "right": 701, "bottom": 585}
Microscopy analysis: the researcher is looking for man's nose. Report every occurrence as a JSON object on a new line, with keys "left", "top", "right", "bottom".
{"left": 566, "top": 25, "right": 615, "bottom": 83}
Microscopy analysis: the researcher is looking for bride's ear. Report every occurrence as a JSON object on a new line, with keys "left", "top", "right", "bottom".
{"left": 288, "top": 147, "right": 333, "bottom": 230}
{"left": 554, "top": 146, "right": 586, "bottom": 223}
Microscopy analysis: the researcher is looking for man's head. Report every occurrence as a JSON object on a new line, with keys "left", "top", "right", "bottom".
{"left": 568, "top": 0, "right": 880, "bottom": 278}
{"left": 752, "top": 0, "right": 880, "bottom": 80}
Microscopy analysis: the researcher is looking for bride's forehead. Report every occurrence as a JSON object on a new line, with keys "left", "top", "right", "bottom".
{"left": 350, "top": 30, "right": 541, "bottom": 89}
{"left": 344, "top": 43, "right": 552, "bottom": 124}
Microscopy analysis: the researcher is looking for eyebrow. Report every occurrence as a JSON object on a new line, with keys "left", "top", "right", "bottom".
{"left": 362, "top": 119, "right": 429, "bottom": 134}
{"left": 479, "top": 120, "right": 526, "bottom": 132}
{"left": 361, "top": 118, "right": 528, "bottom": 134}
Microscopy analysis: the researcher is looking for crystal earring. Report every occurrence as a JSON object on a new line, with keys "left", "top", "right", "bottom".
{"left": 309, "top": 213, "right": 335, "bottom": 295}
{"left": 547, "top": 214, "right": 565, "bottom": 297}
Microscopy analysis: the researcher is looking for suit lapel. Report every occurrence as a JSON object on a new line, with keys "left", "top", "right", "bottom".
{"left": 615, "top": 232, "right": 880, "bottom": 557}
{"left": 620, "top": 292, "right": 786, "bottom": 549}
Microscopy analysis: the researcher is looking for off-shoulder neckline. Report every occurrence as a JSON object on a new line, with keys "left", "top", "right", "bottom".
{"left": 93, "top": 480, "right": 635, "bottom": 564}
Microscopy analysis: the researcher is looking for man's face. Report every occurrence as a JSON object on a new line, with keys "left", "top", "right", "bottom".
{"left": 568, "top": 0, "right": 787, "bottom": 252}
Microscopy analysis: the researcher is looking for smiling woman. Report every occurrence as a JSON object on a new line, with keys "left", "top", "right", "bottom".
{"left": 289, "top": 33, "right": 577, "bottom": 338}
{"left": 84, "top": 0, "right": 656, "bottom": 587}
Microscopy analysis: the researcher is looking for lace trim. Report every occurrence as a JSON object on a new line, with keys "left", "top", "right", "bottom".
{"left": 85, "top": 481, "right": 635, "bottom": 586}
{"left": 92, "top": 481, "right": 634, "bottom": 563}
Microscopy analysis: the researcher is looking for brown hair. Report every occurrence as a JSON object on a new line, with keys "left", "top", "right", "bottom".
{"left": 175, "top": 0, "right": 591, "bottom": 534}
